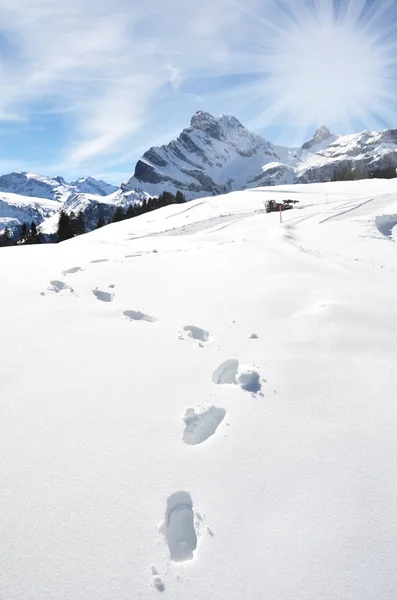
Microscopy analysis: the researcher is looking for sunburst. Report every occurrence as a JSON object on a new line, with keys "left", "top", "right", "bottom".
{"left": 232, "top": 0, "right": 397, "bottom": 140}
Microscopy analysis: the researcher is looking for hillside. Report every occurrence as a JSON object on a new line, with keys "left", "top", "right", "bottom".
{"left": 1, "top": 179, "right": 397, "bottom": 599}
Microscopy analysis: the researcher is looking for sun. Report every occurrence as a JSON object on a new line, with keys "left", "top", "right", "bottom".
{"left": 248, "top": 0, "right": 397, "bottom": 137}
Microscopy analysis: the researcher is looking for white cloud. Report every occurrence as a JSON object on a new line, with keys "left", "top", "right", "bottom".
{"left": 1, "top": 0, "right": 396, "bottom": 173}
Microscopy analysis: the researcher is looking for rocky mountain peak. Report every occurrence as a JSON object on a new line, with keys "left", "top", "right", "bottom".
{"left": 302, "top": 125, "right": 333, "bottom": 149}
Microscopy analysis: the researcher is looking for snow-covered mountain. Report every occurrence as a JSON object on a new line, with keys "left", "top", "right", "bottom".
{"left": 0, "top": 192, "right": 59, "bottom": 232}
{"left": 122, "top": 111, "right": 397, "bottom": 198}
{"left": 0, "top": 172, "right": 119, "bottom": 232}
{"left": 0, "top": 171, "right": 118, "bottom": 200}
{"left": 39, "top": 188, "right": 151, "bottom": 235}
{"left": 2, "top": 179, "right": 397, "bottom": 599}
{"left": 2, "top": 113, "right": 397, "bottom": 234}
{"left": 69, "top": 176, "right": 118, "bottom": 196}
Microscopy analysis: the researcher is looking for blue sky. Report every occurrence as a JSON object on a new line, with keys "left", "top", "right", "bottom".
{"left": 0, "top": 0, "right": 397, "bottom": 184}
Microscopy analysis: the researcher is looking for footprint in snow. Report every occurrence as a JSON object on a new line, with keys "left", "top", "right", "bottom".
{"left": 151, "top": 566, "right": 165, "bottom": 593}
{"left": 164, "top": 491, "right": 197, "bottom": 562}
{"left": 183, "top": 406, "right": 226, "bottom": 445}
{"left": 91, "top": 259, "right": 108, "bottom": 264}
{"left": 92, "top": 289, "right": 114, "bottom": 302}
{"left": 182, "top": 325, "right": 211, "bottom": 343}
{"left": 124, "top": 310, "right": 157, "bottom": 323}
{"left": 62, "top": 266, "right": 83, "bottom": 275}
{"left": 213, "top": 359, "right": 262, "bottom": 393}
{"left": 47, "top": 280, "right": 74, "bottom": 294}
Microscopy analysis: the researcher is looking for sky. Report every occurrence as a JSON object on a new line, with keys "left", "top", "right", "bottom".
{"left": 0, "top": 0, "right": 397, "bottom": 185}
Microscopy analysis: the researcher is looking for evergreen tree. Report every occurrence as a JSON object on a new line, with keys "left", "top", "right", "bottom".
{"left": 175, "top": 190, "right": 186, "bottom": 204}
{"left": 19, "top": 222, "right": 28, "bottom": 243}
{"left": 0, "top": 227, "right": 12, "bottom": 247}
{"left": 75, "top": 212, "right": 86, "bottom": 236}
{"left": 57, "top": 211, "right": 74, "bottom": 242}
{"left": 112, "top": 206, "right": 126, "bottom": 223}
{"left": 96, "top": 216, "right": 106, "bottom": 229}
{"left": 125, "top": 205, "right": 136, "bottom": 219}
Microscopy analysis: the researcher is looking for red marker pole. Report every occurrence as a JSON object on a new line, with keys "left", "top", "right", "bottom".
{"left": 280, "top": 203, "right": 282, "bottom": 224}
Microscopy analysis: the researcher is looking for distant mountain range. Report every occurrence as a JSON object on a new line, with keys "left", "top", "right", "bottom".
{"left": 1, "top": 111, "right": 397, "bottom": 235}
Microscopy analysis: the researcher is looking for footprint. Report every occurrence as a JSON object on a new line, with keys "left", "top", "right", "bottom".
{"left": 236, "top": 366, "right": 261, "bottom": 393}
{"left": 91, "top": 259, "right": 108, "bottom": 264}
{"left": 92, "top": 289, "right": 114, "bottom": 302}
{"left": 183, "top": 406, "right": 226, "bottom": 445}
{"left": 183, "top": 325, "right": 211, "bottom": 342}
{"left": 213, "top": 359, "right": 262, "bottom": 393}
{"left": 212, "top": 359, "right": 239, "bottom": 385}
{"left": 165, "top": 492, "right": 197, "bottom": 562}
{"left": 124, "top": 310, "right": 157, "bottom": 323}
{"left": 48, "top": 280, "right": 74, "bottom": 293}
{"left": 108, "top": 284, "right": 115, "bottom": 289}
{"left": 249, "top": 333, "right": 259, "bottom": 339}
{"left": 151, "top": 566, "right": 165, "bottom": 592}
{"left": 62, "top": 266, "right": 83, "bottom": 275}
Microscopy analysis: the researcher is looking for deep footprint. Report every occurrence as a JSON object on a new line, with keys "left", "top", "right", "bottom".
{"left": 124, "top": 310, "right": 157, "bottom": 323}
{"left": 92, "top": 289, "right": 114, "bottom": 302}
{"left": 183, "top": 325, "right": 211, "bottom": 342}
{"left": 183, "top": 406, "right": 226, "bottom": 445}
{"left": 165, "top": 492, "right": 197, "bottom": 562}
{"left": 236, "top": 367, "right": 262, "bottom": 393}
{"left": 212, "top": 359, "right": 239, "bottom": 385}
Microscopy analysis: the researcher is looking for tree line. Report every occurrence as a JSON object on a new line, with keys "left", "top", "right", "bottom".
{"left": 0, "top": 189, "right": 187, "bottom": 247}
{"left": 332, "top": 163, "right": 397, "bottom": 182}
{"left": 0, "top": 221, "right": 43, "bottom": 247}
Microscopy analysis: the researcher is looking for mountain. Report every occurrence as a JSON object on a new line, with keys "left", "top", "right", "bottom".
{"left": 3, "top": 114, "right": 397, "bottom": 236}
{"left": 122, "top": 111, "right": 397, "bottom": 198}
{"left": 0, "top": 172, "right": 120, "bottom": 233}
{"left": 0, "top": 171, "right": 117, "bottom": 201}
{"left": 69, "top": 176, "right": 118, "bottom": 196}
{"left": 0, "top": 192, "right": 59, "bottom": 232}
{"left": 39, "top": 188, "right": 151, "bottom": 235}
{"left": 0, "top": 172, "right": 70, "bottom": 201}
{"left": 2, "top": 179, "right": 397, "bottom": 599}
{"left": 121, "top": 111, "right": 300, "bottom": 197}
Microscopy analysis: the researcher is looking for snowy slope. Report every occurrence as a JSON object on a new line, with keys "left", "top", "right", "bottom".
{"left": 0, "top": 192, "right": 59, "bottom": 232}
{"left": 1, "top": 180, "right": 397, "bottom": 599}
{"left": 122, "top": 111, "right": 397, "bottom": 198}
{"left": 0, "top": 173, "right": 120, "bottom": 232}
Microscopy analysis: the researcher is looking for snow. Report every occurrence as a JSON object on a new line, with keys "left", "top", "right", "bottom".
{"left": 1, "top": 179, "right": 397, "bottom": 599}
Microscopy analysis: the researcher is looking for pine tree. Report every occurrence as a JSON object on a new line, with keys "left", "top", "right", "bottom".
{"left": 175, "top": 191, "right": 186, "bottom": 204}
{"left": 57, "top": 211, "right": 74, "bottom": 242}
{"left": 125, "top": 205, "right": 136, "bottom": 219}
{"left": 75, "top": 212, "right": 86, "bottom": 236}
{"left": 96, "top": 216, "right": 106, "bottom": 229}
{"left": 112, "top": 206, "right": 126, "bottom": 223}
{"left": 19, "top": 222, "right": 28, "bottom": 243}
{"left": 0, "top": 227, "right": 12, "bottom": 247}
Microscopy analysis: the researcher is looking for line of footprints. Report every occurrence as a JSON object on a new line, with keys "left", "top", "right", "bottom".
{"left": 41, "top": 261, "right": 265, "bottom": 593}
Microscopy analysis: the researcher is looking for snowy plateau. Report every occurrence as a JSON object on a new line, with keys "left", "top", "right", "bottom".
{"left": 1, "top": 178, "right": 397, "bottom": 599}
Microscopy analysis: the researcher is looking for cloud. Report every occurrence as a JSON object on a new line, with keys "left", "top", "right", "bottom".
{"left": 1, "top": 0, "right": 396, "bottom": 173}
